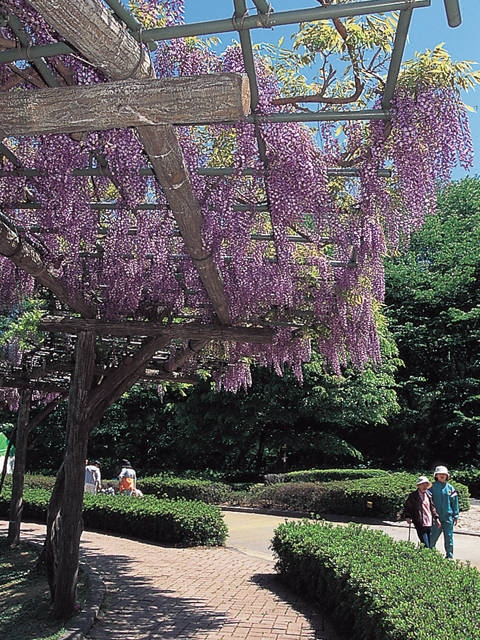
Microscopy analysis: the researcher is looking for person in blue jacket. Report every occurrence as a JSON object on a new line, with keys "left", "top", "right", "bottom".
{"left": 429, "top": 465, "right": 459, "bottom": 559}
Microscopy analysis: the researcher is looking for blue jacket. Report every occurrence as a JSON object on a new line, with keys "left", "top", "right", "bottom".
{"left": 431, "top": 480, "right": 459, "bottom": 521}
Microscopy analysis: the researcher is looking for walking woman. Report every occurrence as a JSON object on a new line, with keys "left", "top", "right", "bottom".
{"left": 403, "top": 475, "right": 440, "bottom": 548}
{"left": 430, "top": 465, "right": 459, "bottom": 558}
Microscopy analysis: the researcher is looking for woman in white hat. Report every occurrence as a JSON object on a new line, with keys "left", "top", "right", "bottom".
{"left": 403, "top": 476, "right": 440, "bottom": 548}
{"left": 430, "top": 465, "right": 459, "bottom": 559}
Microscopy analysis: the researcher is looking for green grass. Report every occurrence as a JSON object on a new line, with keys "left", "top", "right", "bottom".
{"left": 0, "top": 537, "right": 87, "bottom": 640}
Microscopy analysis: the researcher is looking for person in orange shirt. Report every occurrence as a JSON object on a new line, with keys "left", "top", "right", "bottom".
{"left": 118, "top": 459, "right": 137, "bottom": 495}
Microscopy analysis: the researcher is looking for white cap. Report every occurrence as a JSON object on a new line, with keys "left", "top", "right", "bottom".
{"left": 416, "top": 475, "right": 431, "bottom": 486}
{"left": 434, "top": 465, "right": 450, "bottom": 479}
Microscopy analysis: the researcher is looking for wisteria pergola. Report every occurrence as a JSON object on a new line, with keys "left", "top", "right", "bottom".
{"left": 0, "top": 0, "right": 466, "bottom": 618}
{"left": 1, "top": 0, "right": 454, "bottom": 394}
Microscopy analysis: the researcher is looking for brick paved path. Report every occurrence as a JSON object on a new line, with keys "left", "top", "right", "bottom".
{"left": 2, "top": 521, "right": 343, "bottom": 640}
{"left": 80, "top": 530, "right": 342, "bottom": 640}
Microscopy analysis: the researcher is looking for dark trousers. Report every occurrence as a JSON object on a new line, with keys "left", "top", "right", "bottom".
{"left": 415, "top": 525, "right": 432, "bottom": 547}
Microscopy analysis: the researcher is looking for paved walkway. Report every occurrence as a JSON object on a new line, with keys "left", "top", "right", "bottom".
{"left": 2, "top": 510, "right": 479, "bottom": 640}
{"left": 0, "top": 519, "right": 345, "bottom": 640}
{"left": 222, "top": 509, "right": 480, "bottom": 568}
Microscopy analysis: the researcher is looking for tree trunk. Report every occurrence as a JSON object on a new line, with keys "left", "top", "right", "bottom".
{"left": 43, "top": 333, "right": 167, "bottom": 617}
{"left": 7, "top": 389, "right": 31, "bottom": 546}
{"left": 44, "top": 330, "right": 95, "bottom": 618}
{"left": 52, "top": 413, "right": 91, "bottom": 618}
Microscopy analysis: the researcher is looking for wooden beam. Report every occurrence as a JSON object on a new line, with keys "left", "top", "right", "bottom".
{"left": 0, "top": 366, "right": 198, "bottom": 388}
{"left": 141, "top": 124, "right": 233, "bottom": 323}
{"left": 0, "top": 214, "right": 96, "bottom": 318}
{"left": 86, "top": 336, "right": 171, "bottom": 424}
{"left": 142, "top": 370, "right": 198, "bottom": 385}
{"left": 28, "top": 0, "right": 155, "bottom": 80}
{"left": 0, "top": 376, "right": 68, "bottom": 393}
{"left": 39, "top": 317, "right": 275, "bottom": 342}
{"left": 0, "top": 74, "right": 250, "bottom": 137}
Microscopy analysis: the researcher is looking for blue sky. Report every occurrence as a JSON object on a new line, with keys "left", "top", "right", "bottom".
{"left": 183, "top": 0, "right": 480, "bottom": 179}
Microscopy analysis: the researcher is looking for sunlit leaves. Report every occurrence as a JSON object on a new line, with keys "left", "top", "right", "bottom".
{"left": 399, "top": 44, "right": 480, "bottom": 92}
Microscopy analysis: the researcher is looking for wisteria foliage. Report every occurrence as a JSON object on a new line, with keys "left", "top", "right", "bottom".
{"left": 0, "top": 0, "right": 474, "bottom": 392}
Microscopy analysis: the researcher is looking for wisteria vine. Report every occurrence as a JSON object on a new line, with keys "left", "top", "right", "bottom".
{"left": 0, "top": 0, "right": 474, "bottom": 393}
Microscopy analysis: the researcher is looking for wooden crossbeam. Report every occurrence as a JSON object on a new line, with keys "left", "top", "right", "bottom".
{"left": 0, "top": 74, "right": 250, "bottom": 137}
{"left": 28, "top": 0, "right": 155, "bottom": 80}
{"left": 0, "top": 375, "right": 68, "bottom": 393}
{"left": 140, "top": 123, "right": 232, "bottom": 323}
{"left": 39, "top": 317, "right": 275, "bottom": 343}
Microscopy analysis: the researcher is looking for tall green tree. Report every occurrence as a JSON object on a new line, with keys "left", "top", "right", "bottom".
{"left": 170, "top": 313, "right": 400, "bottom": 475}
{"left": 383, "top": 177, "right": 480, "bottom": 469}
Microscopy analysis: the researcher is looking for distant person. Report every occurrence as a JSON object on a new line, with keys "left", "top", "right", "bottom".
{"left": 84, "top": 459, "right": 101, "bottom": 494}
{"left": 118, "top": 459, "right": 137, "bottom": 496}
{"left": 403, "top": 475, "right": 440, "bottom": 548}
{"left": 100, "top": 482, "right": 115, "bottom": 496}
{"left": 430, "top": 465, "right": 459, "bottom": 559}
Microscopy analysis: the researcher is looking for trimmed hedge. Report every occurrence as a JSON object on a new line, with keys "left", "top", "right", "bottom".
{"left": 138, "top": 475, "right": 232, "bottom": 504}
{"left": 0, "top": 488, "right": 227, "bottom": 547}
{"left": 453, "top": 468, "right": 480, "bottom": 498}
{"left": 284, "top": 468, "right": 390, "bottom": 483}
{"left": 247, "top": 472, "right": 470, "bottom": 520}
{"left": 272, "top": 520, "right": 480, "bottom": 640}
{"left": 0, "top": 473, "right": 55, "bottom": 491}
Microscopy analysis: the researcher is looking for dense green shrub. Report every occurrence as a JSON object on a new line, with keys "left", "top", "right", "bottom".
{"left": 245, "top": 481, "right": 345, "bottom": 514}
{"left": 83, "top": 494, "right": 227, "bottom": 546}
{"left": 272, "top": 521, "right": 480, "bottom": 640}
{"left": 284, "top": 468, "right": 389, "bottom": 483}
{"left": 0, "top": 488, "right": 51, "bottom": 523}
{"left": 138, "top": 475, "right": 233, "bottom": 504}
{"left": 0, "top": 473, "right": 56, "bottom": 492}
{"left": 0, "top": 488, "right": 227, "bottom": 547}
{"left": 453, "top": 468, "right": 480, "bottom": 498}
{"left": 247, "top": 473, "right": 470, "bottom": 520}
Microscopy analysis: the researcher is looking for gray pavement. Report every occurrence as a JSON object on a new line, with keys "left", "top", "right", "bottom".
{"left": 222, "top": 509, "right": 480, "bottom": 568}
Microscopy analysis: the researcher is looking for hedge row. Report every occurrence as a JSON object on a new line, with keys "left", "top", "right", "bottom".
{"left": 453, "top": 468, "right": 480, "bottom": 498}
{"left": 246, "top": 472, "right": 470, "bottom": 520}
{"left": 137, "top": 475, "right": 232, "bottom": 504}
{"left": 4, "top": 470, "right": 473, "bottom": 523}
{"left": 284, "top": 468, "right": 389, "bottom": 483}
{"left": 272, "top": 520, "right": 480, "bottom": 640}
{"left": 0, "top": 488, "right": 228, "bottom": 547}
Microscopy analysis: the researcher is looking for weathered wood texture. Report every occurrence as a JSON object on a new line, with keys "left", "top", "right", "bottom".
{"left": 87, "top": 336, "right": 172, "bottom": 425}
{"left": 51, "top": 331, "right": 96, "bottom": 617}
{"left": 0, "top": 371, "right": 197, "bottom": 390}
{"left": 39, "top": 316, "right": 275, "bottom": 341}
{"left": 0, "top": 214, "right": 95, "bottom": 318}
{"left": 0, "top": 377, "right": 67, "bottom": 393}
{"left": 0, "top": 74, "right": 250, "bottom": 137}
{"left": 28, "top": 0, "right": 155, "bottom": 80}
